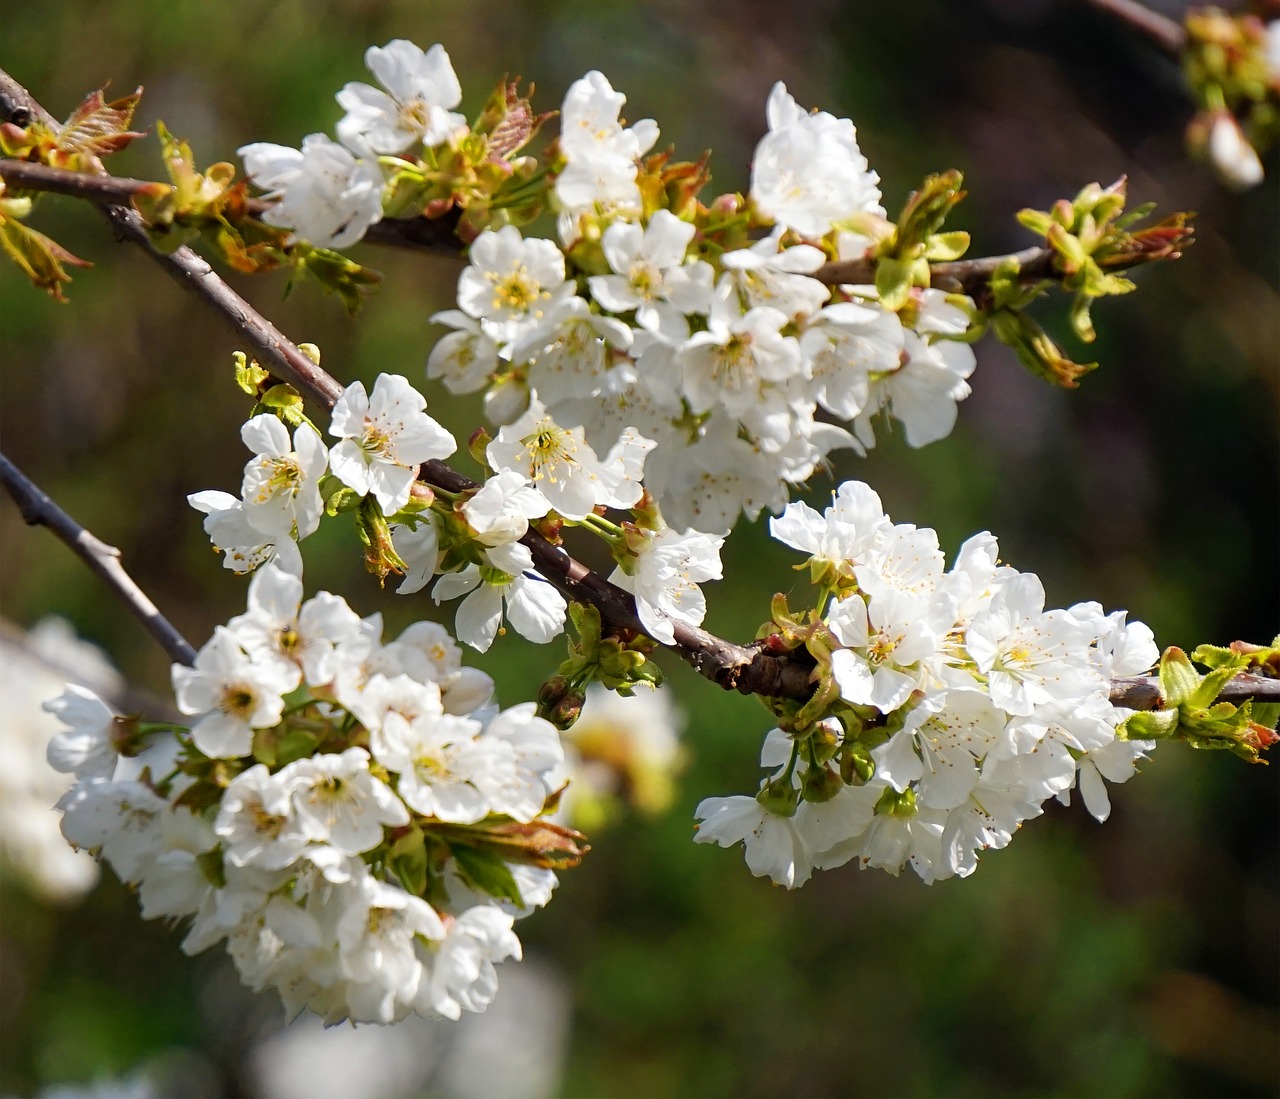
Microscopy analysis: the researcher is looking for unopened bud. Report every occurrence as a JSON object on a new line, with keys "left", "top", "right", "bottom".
{"left": 841, "top": 743, "right": 875, "bottom": 785}
{"left": 801, "top": 763, "right": 844, "bottom": 803}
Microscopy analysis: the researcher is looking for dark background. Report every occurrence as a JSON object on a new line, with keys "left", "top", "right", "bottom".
{"left": 1, "top": 1, "right": 1277, "bottom": 1095}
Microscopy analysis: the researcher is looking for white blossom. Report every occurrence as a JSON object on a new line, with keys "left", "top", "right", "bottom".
{"left": 239, "top": 134, "right": 384, "bottom": 249}
{"left": 610, "top": 526, "right": 724, "bottom": 645}
{"left": 749, "top": 82, "right": 883, "bottom": 239}
{"left": 172, "top": 627, "right": 297, "bottom": 758}
{"left": 239, "top": 416, "right": 328, "bottom": 540}
{"left": 329, "top": 373, "right": 457, "bottom": 515}
{"left": 336, "top": 40, "right": 466, "bottom": 155}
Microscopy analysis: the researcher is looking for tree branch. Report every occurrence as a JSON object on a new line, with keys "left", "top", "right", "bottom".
{"left": 0, "top": 452, "right": 198, "bottom": 667}
{"left": 0, "top": 157, "right": 1068, "bottom": 299}
{"left": 1110, "top": 673, "right": 1280, "bottom": 709}
{"left": 3, "top": 69, "right": 1273, "bottom": 718}
{"left": 1084, "top": 0, "right": 1187, "bottom": 57}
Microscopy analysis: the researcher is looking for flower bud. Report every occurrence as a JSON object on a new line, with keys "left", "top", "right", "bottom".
{"left": 800, "top": 762, "right": 844, "bottom": 803}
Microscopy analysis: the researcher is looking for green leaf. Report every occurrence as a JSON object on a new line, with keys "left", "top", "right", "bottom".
{"left": 924, "top": 230, "right": 969, "bottom": 261}
{"left": 1158, "top": 647, "right": 1201, "bottom": 707}
{"left": 448, "top": 843, "right": 526, "bottom": 907}
{"left": 258, "top": 385, "right": 306, "bottom": 426}
{"left": 0, "top": 211, "right": 91, "bottom": 301}
{"left": 874, "top": 255, "right": 913, "bottom": 312}
{"left": 1118, "top": 709, "right": 1181, "bottom": 740}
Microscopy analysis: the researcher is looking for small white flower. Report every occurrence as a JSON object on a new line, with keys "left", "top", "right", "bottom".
{"left": 381, "top": 712, "right": 516, "bottom": 823}
{"left": 554, "top": 70, "right": 658, "bottom": 226}
{"left": 188, "top": 489, "right": 304, "bottom": 576}
{"left": 239, "top": 416, "right": 328, "bottom": 540}
{"left": 417, "top": 904, "right": 521, "bottom": 1020}
{"left": 517, "top": 296, "right": 634, "bottom": 408}
{"left": 329, "top": 373, "right": 457, "bottom": 516}
{"left": 486, "top": 400, "right": 614, "bottom": 521}
{"left": 587, "top": 211, "right": 711, "bottom": 342}
{"left": 433, "top": 543, "right": 568, "bottom": 653}
{"left": 44, "top": 684, "right": 119, "bottom": 780}
{"left": 172, "top": 627, "right": 297, "bottom": 759}
{"left": 610, "top": 527, "right": 724, "bottom": 645}
{"left": 456, "top": 227, "right": 574, "bottom": 345}
{"left": 426, "top": 310, "right": 502, "bottom": 395}
{"left": 694, "top": 795, "right": 812, "bottom": 889}
{"left": 749, "top": 82, "right": 883, "bottom": 239}
{"left": 1207, "top": 110, "right": 1265, "bottom": 190}
{"left": 226, "top": 563, "right": 365, "bottom": 688}
{"left": 215, "top": 764, "right": 311, "bottom": 870}
{"left": 462, "top": 470, "right": 551, "bottom": 547}
{"left": 336, "top": 40, "right": 466, "bottom": 155}
{"left": 284, "top": 747, "right": 410, "bottom": 854}
{"left": 239, "top": 134, "right": 384, "bottom": 249}
{"left": 57, "top": 778, "right": 170, "bottom": 883}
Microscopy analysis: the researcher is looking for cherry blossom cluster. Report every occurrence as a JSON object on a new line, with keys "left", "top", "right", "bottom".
{"left": 237, "top": 41, "right": 982, "bottom": 536}
{"left": 695, "top": 480, "right": 1160, "bottom": 888}
{"left": 188, "top": 367, "right": 725, "bottom": 652}
{"left": 44, "top": 563, "right": 572, "bottom": 1025}
{"left": 191, "top": 371, "right": 455, "bottom": 577}
{"left": 430, "top": 75, "right": 975, "bottom": 534}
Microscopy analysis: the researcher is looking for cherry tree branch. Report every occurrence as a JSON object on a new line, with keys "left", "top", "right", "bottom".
{"left": 0, "top": 157, "right": 1109, "bottom": 296}
{"left": 3, "top": 70, "right": 1275, "bottom": 716}
{"left": 1084, "top": 0, "right": 1187, "bottom": 56}
{"left": 0, "top": 452, "right": 197, "bottom": 667}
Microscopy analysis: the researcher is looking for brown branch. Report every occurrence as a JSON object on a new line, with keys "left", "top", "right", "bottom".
{"left": 3, "top": 68, "right": 1273, "bottom": 719}
{"left": 0, "top": 157, "right": 464, "bottom": 259}
{"left": 0, "top": 156, "right": 1062, "bottom": 298}
{"left": 0, "top": 452, "right": 198, "bottom": 667}
{"left": 812, "top": 246, "right": 1057, "bottom": 294}
{"left": 0, "top": 156, "right": 1057, "bottom": 297}
{"left": 1111, "top": 673, "right": 1280, "bottom": 709}
{"left": 1084, "top": 0, "right": 1187, "bottom": 57}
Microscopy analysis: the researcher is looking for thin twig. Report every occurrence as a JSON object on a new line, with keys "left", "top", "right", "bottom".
{"left": 0, "top": 452, "right": 198, "bottom": 667}
{"left": 1084, "top": 0, "right": 1188, "bottom": 56}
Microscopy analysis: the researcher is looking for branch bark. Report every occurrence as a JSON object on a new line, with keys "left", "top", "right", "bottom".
{"left": 0, "top": 452, "right": 198, "bottom": 667}
{"left": 2, "top": 68, "right": 1274, "bottom": 719}
{"left": 1084, "top": 0, "right": 1187, "bottom": 57}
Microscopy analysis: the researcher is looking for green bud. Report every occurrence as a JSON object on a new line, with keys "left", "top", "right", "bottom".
{"left": 801, "top": 763, "right": 844, "bottom": 804}
{"left": 756, "top": 777, "right": 800, "bottom": 818}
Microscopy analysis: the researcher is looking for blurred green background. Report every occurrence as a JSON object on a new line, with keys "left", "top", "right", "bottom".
{"left": 1, "top": 1, "right": 1276, "bottom": 1096}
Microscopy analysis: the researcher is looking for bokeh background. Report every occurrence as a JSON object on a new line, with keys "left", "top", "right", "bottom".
{"left": 1, "top": 1, "right": 1277, "bottom": 1096}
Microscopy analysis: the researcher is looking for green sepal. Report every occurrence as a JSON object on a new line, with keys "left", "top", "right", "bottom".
{"left": 800, "top": 763, "right": 843, "bottom": 804}
{"left": 356, "top": 496, "right": 408, "bottom": 585}
{"left": 320, "top": 475, "right": 362, "bottom": 516}
{"left": 756, "top": 775, "right": 799, "bottom": 818}
{"left": 171, "top": 779, "right": 230, "bottom": 812}
{"left": 873, "top": 254, "right": 912, "bottom": 312}
{"left": 448, "top": 842, "right": 526, "bottom": 907}
{"left": 1159, "top": 646, "right": 1206, "bottom": 708}
{"left": 196, "top": 847, "right": 227, "bottom": 890}
{"left": 388, "top": 824, "right": 429, "bottom": 897}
